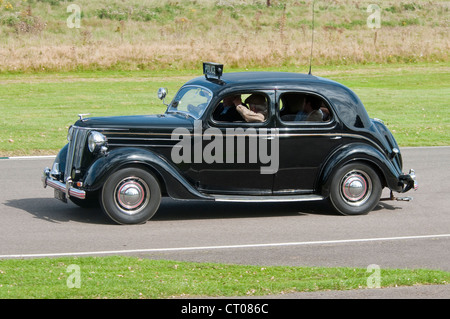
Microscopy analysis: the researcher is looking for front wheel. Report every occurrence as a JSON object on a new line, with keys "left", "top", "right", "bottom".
{"left": 100, "top": 167, "right": 161, "bottom": 224}
{"left": 329, "top": 162, "right": 382, "bottom": 216}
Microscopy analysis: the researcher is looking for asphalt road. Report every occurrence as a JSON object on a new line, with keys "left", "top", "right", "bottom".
{"left": 0, "top": 147, "right": 449, "bottom": 298}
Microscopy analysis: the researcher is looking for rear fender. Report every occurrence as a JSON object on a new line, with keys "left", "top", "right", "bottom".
{"left": 319, "top": 143, "right": 403, "bottom": 197}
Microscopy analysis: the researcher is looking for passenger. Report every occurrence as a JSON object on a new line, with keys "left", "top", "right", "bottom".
{"left": 286, "top": 95, "right": 323, "bottom": 122}
{"left": 213, "top": 95, "right": 244, "bottom": 122}
{"left": 320, "top": 102, "right": 330, "bottom": 121}
{"left": 280, "top": 94, "right": 304, "bottom": 121}
{"left": 234, "top": 94, "right": 267, "bottom": 123}
{"left": 303, "top": 95, "right": 323, "bottom": 121}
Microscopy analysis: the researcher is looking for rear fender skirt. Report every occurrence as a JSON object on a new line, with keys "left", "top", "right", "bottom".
{"left": 82, "top": 147, "right": 212, "bottom": 200}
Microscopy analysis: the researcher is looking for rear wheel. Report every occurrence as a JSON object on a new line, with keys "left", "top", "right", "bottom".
{"left": 100, "top": 167, "right": 161, "bottom": 224}
{"left": 329, "top": 162, "right": 382, "bottom": 216}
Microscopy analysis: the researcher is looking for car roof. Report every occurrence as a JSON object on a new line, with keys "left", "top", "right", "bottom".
{"left": 222, "top": 71, "right": 313, "bottom": 83}
{"left": 185, "top": 71, "right": 340, "bottom": 90}
{"left": 182, "top": 71, "right": 372, "bottom": 129}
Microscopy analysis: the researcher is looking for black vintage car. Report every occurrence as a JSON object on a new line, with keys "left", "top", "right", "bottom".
{"left": 43, "top": 63, "right": 417, "bottom": 224}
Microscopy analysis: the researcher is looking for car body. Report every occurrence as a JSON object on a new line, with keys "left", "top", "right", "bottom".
{"left": 43, "top": 63, "right": 417, "bottom": 224}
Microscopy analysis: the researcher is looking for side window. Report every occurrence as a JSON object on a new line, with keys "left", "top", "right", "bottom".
{"left": 212, "top": 93, "right": 269, "bottom": 124}
{"left": 279, "top": 93, "right": 331, "bottom": 123}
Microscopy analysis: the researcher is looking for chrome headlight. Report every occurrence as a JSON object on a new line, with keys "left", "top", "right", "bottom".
{"left": 88, "top": 131, "right": 107, "bottom": 153}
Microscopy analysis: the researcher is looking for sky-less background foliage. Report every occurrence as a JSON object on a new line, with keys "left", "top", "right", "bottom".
{"left": 0, "top": 0, "right": 448, "bottom": 72}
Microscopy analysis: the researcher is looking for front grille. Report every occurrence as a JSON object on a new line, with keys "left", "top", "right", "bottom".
{"left": 65, "top": 126, "right": 89, "bottom": 182}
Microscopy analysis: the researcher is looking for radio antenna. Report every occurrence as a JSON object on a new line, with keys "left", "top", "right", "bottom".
{"left": 308, "top": 0, "right": 315, "bottom": 75}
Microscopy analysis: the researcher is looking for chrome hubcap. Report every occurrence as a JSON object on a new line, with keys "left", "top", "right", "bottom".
{"left": 340, "top": 170, "right": 372, "bottom": 206}
{"left": 114, "top": 177, "right": 150, "bottom": 215}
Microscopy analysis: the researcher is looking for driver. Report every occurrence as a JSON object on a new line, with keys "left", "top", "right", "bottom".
{"left": 213, "top": 95, "right": 244, "bottom": 122}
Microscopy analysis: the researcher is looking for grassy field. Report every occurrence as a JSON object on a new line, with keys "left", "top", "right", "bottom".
{"left": 0, "top": 62, "right": 448, "bottom": 156}
{"left": 0, "top": 256, "right": 448, "bottom": 298}
{"left": 0, "top": 0, "right": 448, "bottom": 72}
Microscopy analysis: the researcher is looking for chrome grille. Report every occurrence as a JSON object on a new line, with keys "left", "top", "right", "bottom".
{"left": 65, "top": 126, "right": 89, "bottom": 182}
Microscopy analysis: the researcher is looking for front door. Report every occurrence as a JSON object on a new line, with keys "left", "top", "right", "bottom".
{"left": 195, "top": 90, "right": 277, "bottom": 195}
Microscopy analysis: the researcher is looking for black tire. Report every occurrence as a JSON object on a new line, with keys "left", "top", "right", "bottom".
{"left": 329, "top": 162, "right": 382, "bottom": 216}
{"left": 100, "top": 167, "right": 161, "bottom": 225}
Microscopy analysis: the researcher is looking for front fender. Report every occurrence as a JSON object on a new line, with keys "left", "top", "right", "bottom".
{"left": 82, "top": 147, "right": 212, "bottom": 200}
{"left": 48, "top": 143, "right": 68, "bottom": 182}
{"left": 319, "top": 143, "right": 403, "bottom": 197}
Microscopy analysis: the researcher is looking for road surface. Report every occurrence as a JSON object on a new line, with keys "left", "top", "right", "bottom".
{"left": 1, "top": 147, "right": 449, "bottom": 298}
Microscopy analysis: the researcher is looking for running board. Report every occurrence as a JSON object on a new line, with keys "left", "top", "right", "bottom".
{"left": 213, "top": 194, "right": 324, "bottom": 203}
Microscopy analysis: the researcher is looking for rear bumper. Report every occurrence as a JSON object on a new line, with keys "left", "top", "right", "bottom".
{"left": 399, "top": 169, "right": 418, "bottom": 193}
{"left": 42, "top": 167, "right": 86, "bottom": 200}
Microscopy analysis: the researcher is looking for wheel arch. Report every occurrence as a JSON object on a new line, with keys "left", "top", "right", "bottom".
{"left": 318, "top": 143, "right": 401, "bottom": 198}
{"left": 82, "top": 147, "right": 211, "bottom": 201}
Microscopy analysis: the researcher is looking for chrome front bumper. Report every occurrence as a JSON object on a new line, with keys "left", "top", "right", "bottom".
{"left": 42, "top": 167, "right": 86, "bottom": 200}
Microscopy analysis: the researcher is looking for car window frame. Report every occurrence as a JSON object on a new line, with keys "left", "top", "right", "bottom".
{"left": 207, "top": 90, "right": 275, "bottom": 128}
{"left": 166, "top": 85, "right": 214, "bottom": 120}
{"left": 276, "top": 90, "right": 336, "bottom": 128}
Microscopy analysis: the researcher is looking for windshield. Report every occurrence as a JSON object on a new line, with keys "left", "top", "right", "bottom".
{"left": 166, "top": 86, "right": 212, "bottom": 119}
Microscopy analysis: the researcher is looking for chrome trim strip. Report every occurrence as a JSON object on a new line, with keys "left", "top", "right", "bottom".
{"left": 108, "top": 137, "right": 180, "bottom": 141}
{"left": 213, "top": 194, "right": 324, "bottom": 202}
{"left": 107, "top": 144, "right": 176, "bottom": 148}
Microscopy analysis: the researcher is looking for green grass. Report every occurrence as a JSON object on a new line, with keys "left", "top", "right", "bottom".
{"left": 0, "top": 70, "right": 190, "bottom": 155}
{"left": 327, "top": 63, "right": 450, "bottom": 146}
{"left": 0, "top": 256, "right": 448, "bottom": 298}
{"left": 0, "top": 62, "right": 448, "bottom": 156}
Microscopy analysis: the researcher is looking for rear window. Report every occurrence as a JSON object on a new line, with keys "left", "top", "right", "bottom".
{"left": 279, "top": 92, "right": 332, "bottom": 123}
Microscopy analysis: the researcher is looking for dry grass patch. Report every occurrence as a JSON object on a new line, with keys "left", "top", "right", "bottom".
{"left": 0, "top": 0, "right": 448, "bottom": 72}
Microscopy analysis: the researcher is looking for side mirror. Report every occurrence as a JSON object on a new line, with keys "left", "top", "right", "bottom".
{"left": 157, "top": 87, "right": 167, "bottom": 100}
{"left": 158, "top": 87, "right": 169, "bottom": 107}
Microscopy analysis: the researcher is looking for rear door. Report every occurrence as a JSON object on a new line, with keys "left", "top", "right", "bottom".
{"left": 274, "top": 91, "right": 341, "bottom": 194}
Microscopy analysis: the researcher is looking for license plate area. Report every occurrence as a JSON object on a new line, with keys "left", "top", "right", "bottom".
{"left": 54, "top": 189, "right": 67, "bottom": 203}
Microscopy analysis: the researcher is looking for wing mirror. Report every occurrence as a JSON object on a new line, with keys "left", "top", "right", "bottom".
{"left": 158, "top": 87, "right": 169, "bottom": 106}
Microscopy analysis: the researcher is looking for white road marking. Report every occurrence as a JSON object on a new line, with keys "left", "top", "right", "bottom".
{"left": 1, "top": 234, "right": 449, "bottom": 259}
{"left": 7, "top": 155, "right": 56, "bottom": 160}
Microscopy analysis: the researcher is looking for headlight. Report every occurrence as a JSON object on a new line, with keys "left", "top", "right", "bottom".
{"left": 88, "top": 131, "right": 107, "bottom": 153}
